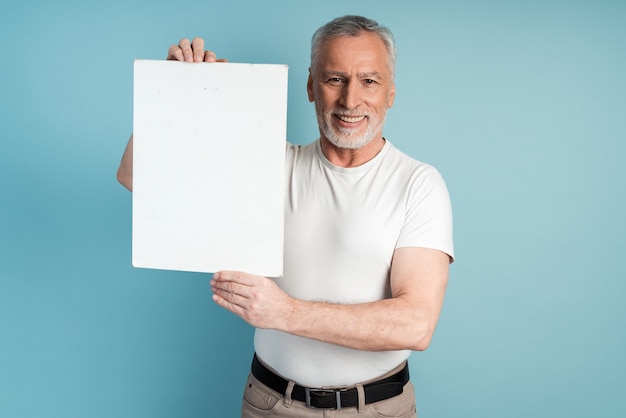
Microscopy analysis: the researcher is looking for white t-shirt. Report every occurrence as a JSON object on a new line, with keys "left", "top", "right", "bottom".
{"left": 254, "top": 139, "right": 454, "bottom": 387}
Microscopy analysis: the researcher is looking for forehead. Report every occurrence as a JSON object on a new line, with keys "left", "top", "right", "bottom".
{"left": 315, "top": 32, "right": 392, "bottom": 75}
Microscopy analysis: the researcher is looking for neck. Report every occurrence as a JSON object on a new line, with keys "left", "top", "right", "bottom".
{"left": 319, "top": 136, "right": 386, "bottom": 168}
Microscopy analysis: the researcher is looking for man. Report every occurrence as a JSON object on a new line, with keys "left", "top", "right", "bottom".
{"left": 118, "top": 15, "right": 454, "bottom": 417}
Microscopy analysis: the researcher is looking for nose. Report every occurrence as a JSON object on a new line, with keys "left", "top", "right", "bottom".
{"left": 338, "top": 80, "right": 360, "bottom": 110}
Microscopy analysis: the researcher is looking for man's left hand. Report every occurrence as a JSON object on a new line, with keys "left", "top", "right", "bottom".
{"left": 211, "top": 271, "right": 294, "bottom": 329}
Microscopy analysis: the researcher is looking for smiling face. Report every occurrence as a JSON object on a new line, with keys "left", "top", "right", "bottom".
{"left": 308, "top": 31, "right": 396, "bottom": 151}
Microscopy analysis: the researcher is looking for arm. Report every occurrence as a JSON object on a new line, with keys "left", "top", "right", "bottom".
{"left": 115, "top": 37, "right": 226, "bottom": 191}
{"left": 116, "top": 134, "right": 133, "bottom": 191}
{"left": 211, "top": 247, "right": 450, "bottom": 352}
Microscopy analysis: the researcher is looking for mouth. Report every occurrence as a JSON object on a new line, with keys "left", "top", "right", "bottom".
{"left": 334, "top": 114, "right": 367, "bottom": 124}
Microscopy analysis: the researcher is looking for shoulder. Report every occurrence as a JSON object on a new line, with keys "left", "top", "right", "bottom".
{"left": 286, "top": 140, "right": 319, "bottom": 164}
{"left": 382, "top": 141, "right": 446, "bottom": 187}
{"left": 286, "top": 140, "right": 316, "bottom": 152}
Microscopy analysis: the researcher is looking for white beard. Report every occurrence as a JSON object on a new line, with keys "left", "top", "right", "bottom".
{"left": 315, "top": 104, "right": 387, "bottom": 150}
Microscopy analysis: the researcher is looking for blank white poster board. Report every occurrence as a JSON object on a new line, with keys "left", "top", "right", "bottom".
{"left": 132, "top": 60, "right": 287, "bottom": 277}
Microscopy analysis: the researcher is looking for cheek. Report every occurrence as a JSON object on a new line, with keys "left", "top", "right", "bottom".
{"left": 315, "top": 93, "right": 338, "bottom": 111}
{"left": 373, "top": 93, "right": 393, "bottom": 111}
{"left": 316, "top": 85, "right": 342, "bottom": 103}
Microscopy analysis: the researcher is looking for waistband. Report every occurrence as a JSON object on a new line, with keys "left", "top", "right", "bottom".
{"left": 251, "top": 354, "right": 410, "bottom": 410}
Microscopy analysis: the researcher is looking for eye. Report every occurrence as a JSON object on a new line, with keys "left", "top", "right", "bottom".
{"left": 326, "top": 77, "right": 344, "bottom": 85}
{"left": 363, "top": 79, "right": 377, "bottom": 85}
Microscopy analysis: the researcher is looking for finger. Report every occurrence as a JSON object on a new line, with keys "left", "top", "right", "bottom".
{"left": 217, "top": 280, "right": 238, "bottom": 294}
{"left": 178, "top": 38, "right": 193, "bottom": 62}
{"left": 191, "top": 37, "right": 205, "bottom": 62}
{"left": 167, "top": 44, "right": 184, "bottom": 61}
{"left": 210, "top": 273, "right": 237, "bottom": 294}
{"left": 214, "top": 288, "right": 238, "bottom": 303}
{"left": 204, "top": 50, "right": 217, "bottom": 63}
{"left": 212, "top": 273, "right": 257, "bottom": 302}
{"left": 212, "top": 289, "right": 246, "bottom": 313}
{"left": 214, "top": 271, "right": 256, "bottom": 287}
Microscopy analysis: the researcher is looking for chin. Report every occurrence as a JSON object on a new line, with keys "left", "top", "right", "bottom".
{"left": 324, "top": 128, "right": 377, "bottom": 150}
{"left": 328, "top": 137, "right": 372, "bottom": 150}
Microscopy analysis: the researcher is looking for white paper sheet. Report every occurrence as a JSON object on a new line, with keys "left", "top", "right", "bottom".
{"left": 132, "top": 60, "right": 287, "bottom": 276}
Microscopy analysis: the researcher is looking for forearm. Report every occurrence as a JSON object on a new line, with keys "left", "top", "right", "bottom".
{"left": 211, "top": 250, "right": 449, "bottom": 352}
{"left": 283, "top": 249, "right": 449, "bottom": 352}
{"left": 283, "top": 296, "right": 439, "bottom": 352}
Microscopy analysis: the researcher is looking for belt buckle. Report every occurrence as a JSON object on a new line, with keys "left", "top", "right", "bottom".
{"left": 304, "top": 388, "right": 343, "bottom": 410}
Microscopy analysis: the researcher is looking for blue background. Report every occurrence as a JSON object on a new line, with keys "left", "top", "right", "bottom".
{"left": 1, "top": 1, "right": 624, "bottom": 417}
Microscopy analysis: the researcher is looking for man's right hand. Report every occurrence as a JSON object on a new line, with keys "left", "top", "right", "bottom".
{"left": 167, "top": 37, "right": 227, "bottom": 63}
{"left": 117, "top": 37, "right": 229, "bottom": 191}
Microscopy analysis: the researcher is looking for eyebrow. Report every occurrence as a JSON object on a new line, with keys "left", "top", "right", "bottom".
{"left": 322, "top": 71, "right": 385, "bottom": 79}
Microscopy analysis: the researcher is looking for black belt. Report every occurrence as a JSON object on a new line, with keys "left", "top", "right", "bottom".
{"left": 251, "top": 354, "right": 409, "bottom": 409}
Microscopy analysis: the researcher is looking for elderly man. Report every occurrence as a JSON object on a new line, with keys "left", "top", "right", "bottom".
{"left": 118, "top": 15, "right": 453, "bottom": 417}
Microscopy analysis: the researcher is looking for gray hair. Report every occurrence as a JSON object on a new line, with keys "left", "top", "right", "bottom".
{"left": 310, "top": 15, "right": 397, "bottom": 77}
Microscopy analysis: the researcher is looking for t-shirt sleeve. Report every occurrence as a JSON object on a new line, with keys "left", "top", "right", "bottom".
{"left": 396, "top": 165, "right": 455, "bottom": 262}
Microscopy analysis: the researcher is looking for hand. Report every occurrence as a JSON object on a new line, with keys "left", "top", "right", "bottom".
{"left": 167, "top": 37, "right": 228, "bottom": 63}
{"left": 211, "top": 271, "right": 294, "bottom": 330}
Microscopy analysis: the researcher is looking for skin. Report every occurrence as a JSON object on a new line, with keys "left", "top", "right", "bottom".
{"left": 211, "top": 248, "right": 448, "bottom": 351}
{"left": 307, "top": 31, "right": 396, "bottom": 167}
{"left": 117, "top": 34, "right": 450, "bottom": 352}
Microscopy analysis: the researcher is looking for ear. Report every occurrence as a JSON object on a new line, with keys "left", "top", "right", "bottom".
{"left": 307, "top": 68, "right": 315, "bottom": 102}
{"left": 387, "top": 82, "right": 396, "bottom": 108}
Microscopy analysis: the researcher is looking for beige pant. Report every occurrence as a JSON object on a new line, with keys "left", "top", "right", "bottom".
{"left": 240, "top": 362, "right": 417, "bottom": 418}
